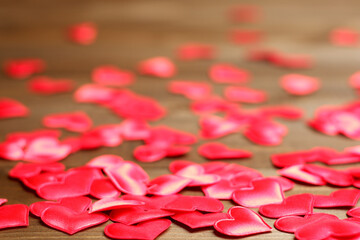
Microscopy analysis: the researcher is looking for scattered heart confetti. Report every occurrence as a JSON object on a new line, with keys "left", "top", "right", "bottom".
{"left": 138, "top": 57, "right": 176, "bottom": 78}
{"left": 259, "top": 193, "right": 314, "bottom": 218}
{"left": 168, "top": 80, "right": 212, "bottom": 100}
{"left": 147, "top": 175, "right": 192, "bottom": 195}
{"left": 41, "top": 205, "right": 108, "bottom": 234}
{"left": 88, "top": 198, "right": 144, "bottom": 213}
{"left": 280, "top": 74, "right": 320, "bottom": 96}
{"left": 110, "top": 207, "right": 174, "bottom": 225}
{"left": 232, "top": 178, "right": 284, "bottom": 208}
{"left": 330, "top": 28, "right": 359, "bottom": 46}
{"left": 209, "top": 63, "right": 250, "bottom": 84}
{"left": 90, "top": 178, "right": 121, "bottom": 199}
{"left": 28, "top": 76, "right": 74, "bottom": 95}
{"left": 171, "top": 211, "right": 227, "bottom": 229}
{"left": 278, "top": 164, "right": 327, "bottom": 185}
{"left": 42, "top": 111, "right": 92, "bottom": 132}
{"left": 0, "top": 98, "right": 29, "bottom": 119}
{"left": 198, "top": 142, "right": 252, "bottom": 160}
{"left": 9, "top": 162, "right": 65, "bottom": 179}
{"left": 230, "top": 29, "right": 263, "bottom": 45}
{"left": 0, "top": 204, "right": 29, "bottom": 230}
{"left": 3, "top": 58, "right": 45, "bottom": 79}
{"left": 347, "top": 206, "right": 360, "bottom": 218}
{"left": 214, "top": 206, "right": 272, "bottom": 237}
{"left": 177, "top": 43, "right": 215, "bottom": 60}
{"left": 104, "top": 219, "right": 171, "bottom": 240}
{"left": 313, "top": 189, "right": 360, "bottom": 208}
{"left": 68, "top": 22, "right": 97, "bottom": 45}
{"left": 92, "top": 65, "right": 135, "bottom": 86}
{"left": 162, "top": 195, "right": 224, "bottom": 212}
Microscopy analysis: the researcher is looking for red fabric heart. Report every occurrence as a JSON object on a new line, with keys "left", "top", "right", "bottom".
{"left": 22, "top": 172, "right": 63, "bottom": 190}
{"left": 74, "top": 84, "right": 117, "bottom": 104}
{"left": 230, "top": 29, "right": 263, "bottom": 45}
{"left": 259, "top": 193, "right": 314, "bottom": 219}
{"left": 278, "top": 164, "right": 326, "bottom": 185}
{"left": 0, "top": 204, "right": 29, "bottom": 230}
{"left": 203, "top": 179, "right": 243, "bottom": 199}
{"left": 41, "top": 205, "right": 108, "bottom": 234}
{"left": 330, "top": 28, "right": 359, "bottom": 46}
{"left": 86, "top": 154, "right": 124, "bottom": 169}
{"left": 4, "top": 58, "right": 45, "bottom": 79}
{"left": 171, "top": 211, "right": 227, "bottom": 229}
{"left": 89, "top": 198, "right": 144, "bottom": 213}
{"left": 274, "top": 213, "right": 339, "bottom": 233}
{"left": 347, "top": 206, "right": 360, "bottom": 218}
{"left": 30, "top": 196, "right": 92, "bottom": 217}
{"left": 42, "top": 111, "right": 92, "bottom": 132}
{"left": 90, "top": 178, "right": 121, "bottom": 199}
{"left": 228, "top": 5, "right": 260, "bottom": 23}
{"left": 0, "top": 98, "right": 29, "bottom": 120}
{"left": 232, "top": 178, "right": 284, "bottom": 208}
{"left": 110, "top": 207, "right": 174, "bottom": 225}
{"left": 177, "top": 43, "right": 215, "bottom": 60}
{"left": 80, "top": 124, "right": 123, "bottom": 149}
{"left": 209, "top": 63, "right": 250, "bottom": 84}
{"left": 28, "top": 76, "right": 74, "bottom": 95}
{"left": 168, "top": 80, "right": 212, "bottom": 100}
{"left": 92, "top": 65, "right": 134, "bottom": 86}
{"left": 145, "top": 126, "right": 197, "bottom": 146}
{"left": 120, "top": 119, "right": 150, "bottom": 141}
{"left": 349, "top": 71, "right": 360, "bottom": 89}
{"left": 23, "top": 137, "right": 72, "bottom": 163}
{"left": 104, "top": 219, "right": 171, "bottom": 240}
{"left": 303, "top": 164, "right": 354, "bottom": 187}
{"left": 174, "top": 164, "right": 220, "bottom": 187}
{"left": 270, "top": 52, "right": 313, "bottom": 69}
{"left": 225, "top": 86, "right": 267, "bottom": 103}
{"left": 68, "top": 22, "right": 97, "bottom": 45}
{"left": 104, "top": 161, "right": 149, "bottom": 196}
{"left": 243, "top": 119, "right": 287, "bottom": 146}
{"left": 147, "top": 174, "right": 191, "bottom": 195}
{"left": 198, "top": 142, "right": 252, "bottom": 160}
{"left": 280, "top": 74, "right": 320, "bottom": 96}
{"left": 313, "top": 189, "right": 360, "bottom": 208}
{"left": 162, "top": 195, "right": 223, "bottom": 212}
{"left": 259, "top": 105, "right": 303, "bottom": 120}
{"left": 214, "top": 206, "right": 272, "bottom": 237}
{"left": 137, "top": 57, "right": 176, "bottom": 78}
{"left": 133, "top": 144, "right": 168, "bottom": 163}
{"left": 190, "top": 96, "right": 238, "bottom": 114}
{"left": 9, "top": 162, "right": 65, "bottom": 179}
{"left": 295, "top": 217, "right": 360, "bottom": 240}
{"left": 199, "top": 115, "right": 242, "bottom": 139}
{"left": 36, "top": 168, "right": 100, "bottom": 200}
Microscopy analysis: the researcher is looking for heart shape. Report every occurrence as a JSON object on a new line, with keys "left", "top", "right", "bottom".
{"left": 89, "top": 198, "right": 144, "bottom": 213}
{"left": 92, "top": 65, "right": 134, "bottom": 86}
{"left": 23, "top": 137, "right": 72, "bottom": 163}
{"left": 303, "top": 164, "right": 354, "bottom": 187}
{"left": 42, "top": 111, "right": 92, "bottom": 132}
{"left": 198, "top": 142, "right": 252, "bottom": 160}
{"left": 171, "top": 211, "right": 227, "bottom": 229}
{"left": 137, "top": 57, "right": 176, "bottom": 78}
{"left": 280, "top": 74, "right": 320, "bottom": 96}
{"left": 277, "top": 164, "right": 326, "bottom": 185}
{"left": 89, "top": 178, "right": 121, "bottom": 199}
{"left": 0, "top": 199, "right": 7, "bottom": 206}
{"left": 295, "top": 217, "right": 360, "bottom": 240}
{"left": 232, "top": 178, "right": 284, "bottom": 208}
{"left": 175, "top": 164, "right": 220, "bottom": 187}
{"left": 28, "top": 76, "right": 74, "bottom": 95}
{"left": 274, "top": 213, "right": 338, "bottom": 233}
{"left": 36, "top": 168, "right": 99, "bottom": 200}
{"left": 30, "top": 196, "right": 92, "bottom": 217}
{"left": 147, "top": 174, "right": 192, "bottom": 195}
{"left": 22, "top": 171, "right": 64, "bottom": 190}
{"left": 110, "top": 207, "right": 174, "bottom": 225}
{"left": 86, "top": 154, "right": 124, "bottom": 169}
{"left": 41, "top": 205, "right": 108, "bottom": 234}
{"left": 104, "top": 219, "right": 171, "bottom": 240}
{"left": 0, "top": 97, "right": 29, "bottom": 119}
{"left": 348, "top": 206, "right": 360, "bottom": 218}
{"left": 224, "top": 86, "right": 267, "bottom": 103}
{"left": 259, "top": 193, "right": 314, "bottom": 218}
{"left": 104, "top": 161, "right": 149, "bottom": 196}
{"left": 313, "top": 189, "right": 360, "bottom": 208}
{"left": 199, "top": 115, "right": 241, "bottom": 139}
{"left": 162, "top": 195, "right": 223, "bottom": 212}
{"left": 0, "top": 204, "right": 29, "bottom": 230}
{"left": 209, "top": 64, "right": 249, "bottom": 84}
{"left": 214, "top": 206, "right": 272, "bottom": 237}
{"left": 168, "top": 80, "right": 212, "bottom": 100}
{"left": 9, "top": 162, "right": 65, "bottom": 179}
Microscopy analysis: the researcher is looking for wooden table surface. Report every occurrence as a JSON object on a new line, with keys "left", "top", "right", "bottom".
{"left": 1, "top": 0, "right": 360, "bottom": 239}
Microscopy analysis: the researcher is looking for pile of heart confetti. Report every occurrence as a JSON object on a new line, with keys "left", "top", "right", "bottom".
{"left": 1, "top": 3, "right": 360, "bottom": 240}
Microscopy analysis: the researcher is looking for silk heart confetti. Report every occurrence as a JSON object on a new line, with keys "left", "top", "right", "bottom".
{"left": 209, "top": 63, "right": 250, "bottom": 84}
{"left": 313, "top": 189, "right": 360, "bottom": 208}
{"left": 67, "top": 22, "right": 97, "bottom": 45}
{"left": 92, "top": 65, "right": 135, "bottom": 86}
{"left": 330, "top": 28, "right": 359, "bottom": 46}
{"left": 229, "top": 29, "right": 263, "bottom": 45}
{"left": 280, "top": 74, "right": 320, "bottom": 96}
{"left": 42, "top": 111, "right": 92, "bottom": 132}
{"left": 214, "top": 206, "right": 272, "bottom": 237}
{"left": 228, "top": 5, "right": 260, "bottom": 23}
{"left": 198, "top": 142, "right": 252, "bottom": 160}
{"left": 177, "top": 43, "right": 215, "bottom": 60}
{"left": 168, "top": 80, "right": 212, "bottom": 100}
{"left": 224, "top": 86, "right": 267, "bottom": 103}
{"left": 28, "top": 76, "right": 74, "bottom": 95}
{"left": 0, "top": 98, "right": 29, "bottom": 119}
{"left": 0, "top": 204, "right": 29, "bottom": 230}
{"left": 171, "top": 211, "right": 227, "bottom": 229}
{"left": 137, "top": 57, "right": 176, "bottom": 78}
{"left": 3, "top": 58, "right": 45, "bottom": 79}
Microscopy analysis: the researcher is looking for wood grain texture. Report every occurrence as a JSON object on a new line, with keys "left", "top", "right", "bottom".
{"left": 0, "top": 0, "right": 360, "bottom": 239}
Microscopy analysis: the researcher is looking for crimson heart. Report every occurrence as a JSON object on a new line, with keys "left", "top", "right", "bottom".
{"left": 274, "top": 213, "right": 338, "bottom": 233}
{"left": 110, "top": 207, "right": 174, "bottom": 225}
{"left": 232, "top": 178, "right": 284, "bottom": 208}
{"left": 171, "top": 211, "right": 227, "bottom": 229}
{"left": 259, "top": 193, "right": 314, "bottom": 218}
{"left": 0, "top": 204, "right": 29, "bottom": 230}
{"left": 92, "top": 65, "right": 134, "bottom": 87}
{"left": 89, "top": 178, "right": 121, "bottom": 199}
{"left": 30, "top": 196, "right": 92, "bottom": 217}
{"left": 41, "top": 205, "right": 108, "bottom": 234}
{"left": 147, "top": 174, "right": 191, "bottom": 195}
{"left": 104, "top": 219, "right": 171, "bottom": 240}
{"left": 214, "top": 206, "right": 272, "bottom": 237}
{"left": 313, "top": 189, "right": 360, "bottom": 208}
{"left": 198, "top": 142, "right": 252, "bottom": 160}
{"left": 295, "top": 217, "right": 360, "bottom": 240}
{"left": 137, "top": 56, "right": 176, "bottom": 78}
{"left": 162, "top": 195, "right": 223, "bottom": 212}
{"left": 9, "top": 162, "right": 65, "bottom": 179}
